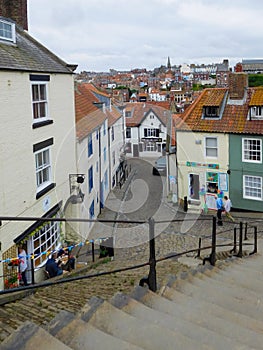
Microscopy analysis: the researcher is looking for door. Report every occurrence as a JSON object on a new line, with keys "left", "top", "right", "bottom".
{"left": 133, "top": 144, "right": 139, "bottom": 157}
{"left": 189, "top": 174, "right": 200, "bottom": 200}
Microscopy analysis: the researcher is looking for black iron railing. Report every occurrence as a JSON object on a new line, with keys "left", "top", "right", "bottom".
{"left": 0, "top": 215, "right": 260, "bottom": 296}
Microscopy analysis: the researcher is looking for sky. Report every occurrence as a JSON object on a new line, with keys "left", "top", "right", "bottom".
{"left": 28, "top": 0, "right": 263, "bottom": 73}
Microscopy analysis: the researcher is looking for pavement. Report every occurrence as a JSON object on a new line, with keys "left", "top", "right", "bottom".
{"left": 75, "top": 159, "right": 263, "bottom": 265}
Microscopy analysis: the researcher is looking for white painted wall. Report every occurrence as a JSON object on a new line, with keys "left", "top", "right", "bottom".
{"left": 177, "top": 131, "right": 229, "bottom": 209}
{"left": 0, "top": 71, "right": 76, "bottom": 250}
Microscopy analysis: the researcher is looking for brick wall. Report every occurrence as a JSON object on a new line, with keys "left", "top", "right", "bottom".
{"left": 0, "top": 0, "right": 28, "bottom": 30}
{"left": 228, "top": 72, "right": 248, "bottom": 100}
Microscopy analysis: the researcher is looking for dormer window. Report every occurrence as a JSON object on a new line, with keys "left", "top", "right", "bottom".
{"left": 250, "top": 106, "right": 263, "bottom": 118}
{"left": 0, "top": 19, "right": 16, "bottom": 43}
{"left": 203, "top": 106, "right": 219, "bottom": 119}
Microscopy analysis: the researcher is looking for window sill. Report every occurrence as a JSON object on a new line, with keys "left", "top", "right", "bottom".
{"left": 36, "top": 183, "right": 56, "bottom": 199}
{"left": 32, "top": 120, "right": 53, "bottom": 129}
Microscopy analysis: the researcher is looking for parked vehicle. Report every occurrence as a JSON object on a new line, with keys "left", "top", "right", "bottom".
{"left": 152, "top": 156, "right": 166, "bottom": 175}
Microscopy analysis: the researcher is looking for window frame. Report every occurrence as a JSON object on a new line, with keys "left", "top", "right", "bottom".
{"left": 242, "top": 138, "right": 262, "bottom": 163}
{"left": 126, "top": 127, "right": 131, "bottom": 139}
{"left": 0, "top": 19, "right": 16, "bottom": 43}
{"left": 243, "top": 175, "right": 262, "bottom": 201}
{"left": 31, "top": 81, "right": 49, "bottom": 124}
{"left": 88, "top": 134, "right": 93, "bottom": 157}
{"left": 205, "top": 136, "right": 218, "bottom": 158}
{"left": 31, "top": 219, "right": 60, "bottom": 268}
{"left": 88, "top": 166, "right": 93, "bottom": 193}
{"left": 35, "top": 146, "right": 52, "bottom": 193}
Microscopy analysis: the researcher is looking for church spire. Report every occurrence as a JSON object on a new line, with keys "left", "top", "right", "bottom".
{"left": 167, "top": 56, "right": 171, "bottom": 69}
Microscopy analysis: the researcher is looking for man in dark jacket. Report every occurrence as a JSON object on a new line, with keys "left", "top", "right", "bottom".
{"left": 45, "top": 253, "right": 63, "bottom": 278}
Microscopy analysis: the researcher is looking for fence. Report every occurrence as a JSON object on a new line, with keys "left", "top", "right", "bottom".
{"left": 0, "top": 215, "right": 260, "bottom": 295}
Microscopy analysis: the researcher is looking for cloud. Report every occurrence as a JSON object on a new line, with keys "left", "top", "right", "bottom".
{"left": 28, "top": 0, "right": 263, "bottom": 72}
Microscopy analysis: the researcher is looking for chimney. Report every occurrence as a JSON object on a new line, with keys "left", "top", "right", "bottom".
{"left": 0, "top": 0, "right": 28, "bottom": 30}
{"left": 228, "top": 72, "right": 248, "bottom": 100}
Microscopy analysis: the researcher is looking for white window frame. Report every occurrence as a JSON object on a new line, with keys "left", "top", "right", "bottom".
{"left": 205, "top": 137, "right": 218, "bottom": 158}
{"left": 31, "top": 82, "right": 49, "bottom": 123}
{"left": 30, "top": 219, "right": 61, "bottom": 268}
{"left": 242, "top": 138, "right": 262, "bottom": 163}
{"left": 243, "top": 175, "right": 262, "bottom": 201}
{"left": 35, "top": 147, "right": 52, "bottom": 192}
{"left": 0, "top": 19, "right": 16, "bottom": 43}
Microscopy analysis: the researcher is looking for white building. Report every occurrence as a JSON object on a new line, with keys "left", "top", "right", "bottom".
{"left": 124, "top": 102, "right": 170, "bottom": 158}
{"left": 0, "top": 3, "right": 77, "bottom": 288}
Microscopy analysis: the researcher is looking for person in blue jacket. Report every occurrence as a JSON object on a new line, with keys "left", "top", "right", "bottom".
{"left": 216, "top": 195, "right": 224, "bottom": 226}
{"left": 45, "top": 253, "right": 63, "bottom": 278}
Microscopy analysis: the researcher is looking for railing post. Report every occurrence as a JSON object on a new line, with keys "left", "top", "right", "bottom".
{"left": 183, "top": 196, "right": 188, "bottom": 212}
{"left": 244, "top": 222, "right": 248, "bottom": 240}
{"left": 30, "top": 258, "right": 35, "bottom": 285}
{"left": 237, "top": 221, "right": 243, "bottom": 258}
{"left": 210, "top": 216, "right": 217, "bottom": 266}
{"left": 250, "top": 226, "right": 258, "bottom": 255}
{"left": 148, "top": 217, "right": 157, "bottom": 292}
{"left": 232, "top": 227, "right": 237, "bottom": 253}
{"left": 91, "top": 240, "right": 95, "bottom": 262}
{"left": 196, "top": 237, "right": 202, "bottom": 258}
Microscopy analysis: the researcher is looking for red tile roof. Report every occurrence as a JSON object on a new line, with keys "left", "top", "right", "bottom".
{"left": 75, "top": 83, "right": 106, "bottom": 141}
{"left": 178, "top": 87, "right": 263, "bottom": 135}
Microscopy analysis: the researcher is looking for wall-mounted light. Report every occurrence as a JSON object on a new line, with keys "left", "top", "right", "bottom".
{"left": 69, "top": 174, "right": 85, "bottom": 204}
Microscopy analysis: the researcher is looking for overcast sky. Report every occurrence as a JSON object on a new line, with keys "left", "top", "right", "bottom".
{"left": 28, "top": 0, "right": 263, "bottom": 73}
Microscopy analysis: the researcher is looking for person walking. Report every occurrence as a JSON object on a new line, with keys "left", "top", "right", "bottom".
{"left": 224, "top": 195, "right": 235, "bottom": 222}
{"left": 216, "top": 195, "right": 224, "bottom": 226}
{"left": 18, "top": 246, "right": 28, "bottom": 286}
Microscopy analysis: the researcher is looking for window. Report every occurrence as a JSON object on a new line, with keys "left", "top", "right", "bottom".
{"left": 111, "top": 126, "right": 115, "bottom": 141}
{"left": 112, "top": 151, "right": 116, "bottom": 166}
{"left": 32, "top": 220, "right": 60, "bottom": 268}
{"left": 203, "top": 106, "right": 218, "bottom": 118}
{"left": 255, "top": 106, "right": 262, "bottom": 117}
{"left": 242, "top": 138, "right": 262, "bottom": 163}
{"left": 126, "top": 127, "right": 131, "bottom": 139}
{"left": 0, "top": 19, "right": 15, "bottom": 43}
{"left": 126, "top": 111, "right": 132, "bottom": 118}
{"left": 96, "top": 129, "right": 99, "bottom": 140}
{"left": 35, "top": 148, "right": 51, "bottom": 191}
{"left": 206, "top": 172, "right": 218, "bottom": 193}
{"left": 104, "top": 170, "right": 108, "bottom": 191}
{"left": 144, "top": 128, "right": 160, "bottom": 137}
{"left": 205, "top": 137, "right": 218, "bottom": 157}
{"left": 88, "top": 166, "right": 93, "bottom": 193}
{"left": 103, "top": 147, "right": 107, "bottom": 162}
{"left": 243, "top": 175, "right": 262, "bottom": 200}
{"left": 89, "top": 200, "right": 95, "bottom": 220}
{"left": 88, "top": 134, "right": 93, "bottom": 157}
{"left": 146, "top": 142, "right": 156, "bottom": 152}
{"left": 32, "top": 83, "right": 48, "bottom": 122}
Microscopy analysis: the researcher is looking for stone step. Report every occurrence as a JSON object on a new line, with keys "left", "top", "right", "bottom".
{"left": 131, "top": 286, "right": 257, "bottom": 350}
{"left": 161, "top": 285, "right": 263, "bottom": 336}
{"left": 174, "top": 270, "right": 263, "bottom": 306}
{"left": 47, "top": 310, "right": 143, "bottom": 350}
{"left": 169, "top": 274, "right": 263, "bottom": 323}
{"left": 1, "top": 321, "right": 72, "bottom": 350}
{"left": 80, "top": 296, "right": 207, "bottom": 350}
{"left": 111, "top": 292, "right": 246, "bottom": 350}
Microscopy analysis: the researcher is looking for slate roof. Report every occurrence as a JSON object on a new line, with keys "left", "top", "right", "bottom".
{"left": 124, "top": 102, "right": 170, "bottom": 127}
{"left": 0, "top": 17, "right": 76, "bottom": 73}
{"left": 178, "top": 87, "right": 263, "bottom": 135}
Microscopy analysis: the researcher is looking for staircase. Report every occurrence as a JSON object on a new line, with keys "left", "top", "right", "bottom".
{"left": 2, "top": 250, "right": 263, "bottom": 349}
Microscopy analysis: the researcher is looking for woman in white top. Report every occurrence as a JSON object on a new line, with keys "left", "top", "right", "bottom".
{"left": 223, "top": 196, "right": 235, "bottom": 222}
